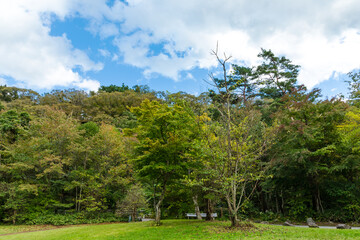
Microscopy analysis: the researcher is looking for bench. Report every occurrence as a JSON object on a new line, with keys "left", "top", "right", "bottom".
{"left": 186, "top": 213, "right": 217, "bottom": 219}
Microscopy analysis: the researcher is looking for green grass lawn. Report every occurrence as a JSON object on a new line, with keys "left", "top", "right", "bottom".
{"left": 0, "top": 224, "right": 61, "bottom": 235}
{"left": 0, "top": 220, "right": 359, "bottom": 240}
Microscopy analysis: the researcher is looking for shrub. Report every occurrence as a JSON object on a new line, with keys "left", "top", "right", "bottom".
{"left": 18, "top": 212, "right": 127, "bottom": 226}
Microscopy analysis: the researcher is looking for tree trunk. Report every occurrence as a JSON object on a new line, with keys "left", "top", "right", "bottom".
{"left": 153, "top": 183, "right": 156, "bottom": 211}
{"left": 78, "top": 187, "right": 82, "bottom": 211}
{"left": 317, "top": 188, "right": 324, "bottom": 213}
{"left": 192, "top": 195, "right": 202, "bottom": 220}
{"left": 75, "top": 186, "right": 78, "bottom": 211}
{"left": 132, "top": 207, "right": 136, "bottom": 222}
{"left": 155, "top": 201, "right": 162, "bottom": 225}
{"left": 281, "top": 191, "right": 285, "bottom": 214}
{"left": 230, "top": 214, "right": 239, "bottom": 228}
{"left": 12, "top": 210, "right": 16, "bottom": 225}
{"left": 226, "top": 196, "right": 239, "bottom": 227}
{"left": 205, "top": 198, "right": 214, "bottom": 221}
{"left": 309, "top": 175, "right": 322, "bottom": 213}
{"left": 155, "top": 184, "right": 166, "bottom": 226}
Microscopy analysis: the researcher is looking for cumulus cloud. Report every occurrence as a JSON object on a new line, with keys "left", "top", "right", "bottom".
{"left": 89, "top": 22, "right": 119, "bottom": 39}
{"left": 0, "top": 0, "right": 105, "bottom": 91}
{"left": 112, "top": 54, "right": 119, "bottom": 62}
{"left": 186, "top": 73, "right": 194, "bottom": 80}
{"left": 2, "top": 0, "right": 360, "bottom": 91}
{"left": 0, "top": 77, "right": 7, "bottom": 86}
{"left": 107, "top": 0, "right": 360, "bottom": 88}
{"left": 99, "top": 49, "right": 111, "bottom": 58}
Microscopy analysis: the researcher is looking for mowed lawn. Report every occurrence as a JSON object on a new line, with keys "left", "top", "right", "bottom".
{"left": 0, "top": 220, "right": 359, "bottom": 240}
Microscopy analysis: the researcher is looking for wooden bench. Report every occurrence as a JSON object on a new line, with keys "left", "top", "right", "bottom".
{"left": 186, "top": 213, "right": 217, "bottom": 219}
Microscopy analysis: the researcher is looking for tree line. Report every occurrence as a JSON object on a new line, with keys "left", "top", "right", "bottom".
{"left": 1, "top": 49, "right": 360, "bottom": 227}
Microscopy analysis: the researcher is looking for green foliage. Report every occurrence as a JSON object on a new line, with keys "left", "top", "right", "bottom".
{"left": 130, "top": 99, "right": 197, "bottom": 224}
{"left": 347, "top": 71, "right": 360, "bottom": 106}
{"left": 20, "top": 212, "right": 127, "bottom": 225}
{"left": 132, "top": 84, "right": 151, "bottom": 94}
{"left": 116, "top": 184, "right": 147, "bottom": 221}
{"left": 0, "top": 106, "right": 132, "bottom": 224}
{"left": 78, "top": 122, "right": 99, "bottom": 137}
{"left": 0, "top": 110, "right": 30, "bottom": 143}
{"left": 99, "top": 84, "right": 152, "bottom": 94}
{"left": 1, "top": 50, "right": 360, "bottom": 226}
{"left": 131, "top": 100, "right": 195, "bottom": 180}
{"left": 287, "top": 197, "right": 313, "bottom": 220}
{"left": 83, "top": 90, "right": 157, "bottom": 127}
{"left": 99, "top": 84, "right": 130, "bottom": 93}
{"left": 208, "top": 65, "right": 254, "bottom": 105}
{"left": 0, "top": 86, "right": 39, "bottom": 102}
{"left": 254, "top": 48, "right": 300, "bottom": 99}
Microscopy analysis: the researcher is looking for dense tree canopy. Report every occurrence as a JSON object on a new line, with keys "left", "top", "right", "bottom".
{"left": 1, "top": 51, "right": 360, "bottom": 226}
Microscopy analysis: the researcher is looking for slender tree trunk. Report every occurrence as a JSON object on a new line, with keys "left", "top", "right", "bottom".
{"left": 155, "top": 200, "right": 163, "bottom": 225}
{"left": 268, "top": 192, "right": 273, "bottom": 212}
{"left": 309, "top": 175, "right": 323, "bottom": 213}
{"left": 153, "top": 182, "right": 156, "bottom": 211}
{"left": 78, "top": 187, "right": 82, "bottom": 211}
{"left": 192, "top": 195, "right": 202, "bottom": 220}
{"left": 205, "top": 198, "right": 214, "bottom": 221}
{"left": 12, "top": 210, "right": 16, "bottom": 225}
{"left": 230, "top": 215, "right": 239, "bottom": 227}
{"left": 317, "top": 188, "right": 324, "bottom": 213}
{"left": 75, "top": 186, "right": 78, "bottom": 211}
{"left": 155, "top": 184, "right": 166, "bottom": 226}
{"left": 275, "top": 194, "right": 279, "bottom": 213}
{"left": 132, "top": 208, "right": 136, "bottom": 222}
{"left": 226, "top": 195, "right": 239, "bottom": 227}
{"left": 281, "top": 190, "right": 285, "bottom": 214}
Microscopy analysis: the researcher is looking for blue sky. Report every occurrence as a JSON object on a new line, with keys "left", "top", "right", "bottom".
{"left": 1, "top": 0, "right": 359, "bottom": 98}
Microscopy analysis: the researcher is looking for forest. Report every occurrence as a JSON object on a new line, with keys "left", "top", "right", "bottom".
{"left": 1, "top": 49, "right": 360, "bottom": 227}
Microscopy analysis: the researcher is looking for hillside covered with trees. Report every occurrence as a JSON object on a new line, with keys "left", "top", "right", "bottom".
{"left": 1, "top": 50, "right": 360, "bottom": 227}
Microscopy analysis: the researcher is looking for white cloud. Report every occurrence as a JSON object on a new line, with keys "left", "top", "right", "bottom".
{"left": 0, "top": 0, "right": 105, "bottom": 91}
{"left": 73, "top": 78, "right": 100, "bottom": 91}
{"left": 99, "top": 23, "right": 119, "bottom": 39}
{"left": 186, "top": 73, "right": 194, "bottom": 80}
{"left": 106, "top": 0, "right": 360, "bottom": 88}
{"left": 0, "top": 77, "right": 6, "bottom": 86}
{"left": 112, "top": 54, "right": 119, "bottom": 61}
{"left": 99, "top": 49, "right": 111, "bottom": 58}
{"left": 2, "top": 0, "right": 360, "bottom": 91}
